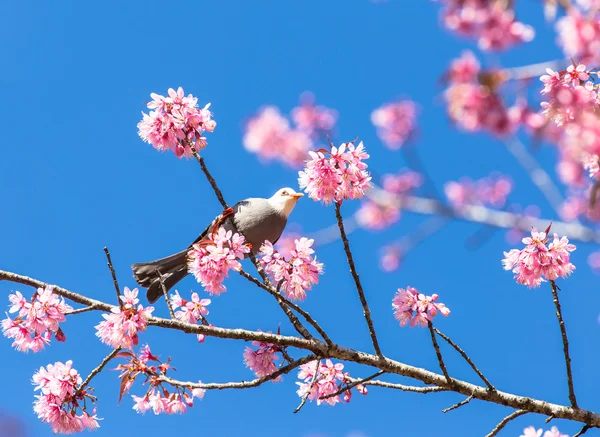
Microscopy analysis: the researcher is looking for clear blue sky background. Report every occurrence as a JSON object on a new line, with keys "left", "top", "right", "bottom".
{"left": 1, "top": 1, "right": 599, "bottom": 437}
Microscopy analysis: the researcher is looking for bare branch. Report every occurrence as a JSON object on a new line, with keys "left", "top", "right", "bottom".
{"left": 484, "top": 410, "right": 529, "bottom": 437}
{"left": 65, "top": 305, "right": 101, "bottom": 316}
{"left": 237, "top": 268, "right": 333, "bottom": 345}
{"left": 573, "top": 425, "right": 592, "bottom": 437}
{"left": 161, "top": 355, "right": 317, "bottom": 390}
{"left": 434, "top": 327, "right": 495, "bottom": 391}
{"left": 550, "top": 280, "right": 578, "bottom": 408}
{"left": 442, "top": 395, "right": 473, "bottom": 413}
{"left": 295, "top": 360, "right": 320, "bottom": 413}
{"left": 190, "top": 148, "right": 229, "bottom": 209}
{"left": 103, "top": 247, "right": 122, "bottom": 308}
{"left": 158, "top": 274, "right": 176, "bottom": 320}
{"left": 359, "top": 380, "right": 446, "bottom": 393}
{"left": 428, "top": 322, "right": 452, "bottom": 384}
{"left": 77, "top": 348, "right": 121, "bottom": 395}
{"left": 334, "top": 202, "right": 382, "bottom": 357}
{"left": 319, "top": 370, "right": 385, "bottom": 401}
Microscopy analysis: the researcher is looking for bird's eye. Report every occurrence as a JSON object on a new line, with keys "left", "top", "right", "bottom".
{"left": 281, "top": 190, "right": 288, "bottom": 196}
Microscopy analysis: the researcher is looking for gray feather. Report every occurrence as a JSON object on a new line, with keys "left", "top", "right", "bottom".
{"left": 132, "top": 197, "right": 288, "bottom": 303}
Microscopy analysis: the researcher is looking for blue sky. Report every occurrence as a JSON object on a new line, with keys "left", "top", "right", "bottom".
{"left": 1, "top": 1, "right": 599, "bottom": 437}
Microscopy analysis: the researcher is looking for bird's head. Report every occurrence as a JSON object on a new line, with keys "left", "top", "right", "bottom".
{"left": 269, "top": 187, "right": 304, "bottom": 218}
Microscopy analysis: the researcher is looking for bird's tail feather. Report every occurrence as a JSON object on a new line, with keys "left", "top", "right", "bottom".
{"left": 131, "top": 249, "right": 189, "bottom": 304}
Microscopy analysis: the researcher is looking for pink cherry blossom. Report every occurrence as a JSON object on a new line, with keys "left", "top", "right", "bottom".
{"left": 137, "top": 87, "right": 215, "bottom": 158}
{"left": 2, "top": 286, "right": 72, "bottom": 353}
{"left": 298, "top": 141, "right": 372, "bottom": 204}
{"left": 243, "top": 106, "right": 314, "bottom": 168}
{"left": 371, "top": 100, "right": 418, "bottom": 149}
{"left": 259, "top": 239, "right": 324, "bottom": 301}
{"left": 380, "top": 245, "right": 402, "bottom": 272}
{"left": 445, "top": 50, "right": 480, "bottom": 83}
{"left": 170, "top": 291, "right": 211, "bottom": 342}
{"left": 543, "top": 426, "right": 569, "bottom": 437}
{"left": 243, "top": 337, "right": 281, "bottom": 380}
{"left": 445, "top": 174, "right": 512, "bottom": 208}
{"left": 440, "top": 1, "right": 534, "bottom": 51}
{"left": 557, "top": 8, "right": 600, "bottom": 64}
{"left": 583, "top": 153, "right": 600, "bottom": 179}
{"left": 502, "top": 227, "right": 576, "bottom": 288}
{"left": 32, "top": 361, "right": 100, "bottom": 434}
{"left": 291, "top": 92, "right": 337, "bottom": 135}
{"left": 95, "top": 287, "right": 154, "bottom": 349}
{"left": 187, "top": 227, "right": 251, "bottom": 295}
{"left": 392, "top": 286, "right": 450, "bottom": 328}
{"left": 521, "top": 427, "right": 542, "bottom": 437}
{"left": 356, "top": 200, "right": 400, "bottom": 230}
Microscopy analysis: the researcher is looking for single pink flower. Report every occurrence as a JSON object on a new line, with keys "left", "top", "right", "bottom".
{"left": 243, "top": 336, "right": 281, "bottom": 380}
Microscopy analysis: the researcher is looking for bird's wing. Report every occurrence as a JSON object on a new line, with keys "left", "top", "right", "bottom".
{"left": 188, "top": 200, "right": 250, "bottom": 247}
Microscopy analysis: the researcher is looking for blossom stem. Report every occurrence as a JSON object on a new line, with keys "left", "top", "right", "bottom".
{"left": 434, "top": 327, "right": 495, "bottom": 391}
{"left": 550, "top": 280, "right": 578, "bottom": 408}
{"left": 103, "top": 247, "right": 122, "bottom": 309}
{"left": 77, "top": 348, "right": 122, "bottom": 396}
{"left": 294, "top": 360, "right": 321, "bottom": 413}
{"left": 484, "top": 410, "right": 529, "bottom": 437}
{"left": 190, "top": 148, "right": 229, "bottom": 210}
{"left": 65, "top": 305, "right": 101, "bottom": 315}
{"left": 428, "top": 322, "right": 452, "bottom": 384}
{"left": 355, "top": 379, "right": 446, "bottom": 393}
{"left": 334, "top": 202, "right": 382, "bottom": 357}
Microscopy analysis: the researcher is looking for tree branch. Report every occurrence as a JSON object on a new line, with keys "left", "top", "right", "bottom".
{"left": 442, "top": 394, "right": 473, "bottom": 413}
{"left": 103, "top": 247, "right": 122, "bottom": 309}
{"left": 190, "top": 148, "right": 229, "bottom": 209}
{"left": 295, "top": 360, "right": 321, "bottom": 413}
{"left": 319, "top": 370, "right": 385, "bottom": 401}
{"left": 158, "top": 274, "right": 176, "bottom": 320}
{"left": 484, "top": 410, "right": 529, "bottom": 437}
{"left": 334, "top": 201, "right": 382, "bottom": 357}
{"left": 550, "top": 280, "right": 578, "bottom": 408}
{"left": 434, "top": 327, "right": 495, "bottom": 391}
{"left": 77, "top": 348, "right": 122, "bottom": 395}
{"left": 428, "top": 322, "right": 452, "bottom": 384}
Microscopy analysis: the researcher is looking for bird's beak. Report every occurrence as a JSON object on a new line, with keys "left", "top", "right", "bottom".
{"left": 289, "top": 193, "right": 304, "bottom": 199}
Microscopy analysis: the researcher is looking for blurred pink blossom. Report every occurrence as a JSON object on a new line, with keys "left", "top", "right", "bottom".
{"left": 291, "top": 92, "right": 337, "bottom": 135}
{"left": 557, "top": 8, "right": 600, "bottom": 64}
{"left": 371, "top": 100, "right": 418, "bottom": 149}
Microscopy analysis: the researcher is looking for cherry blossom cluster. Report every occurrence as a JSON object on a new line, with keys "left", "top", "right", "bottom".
{"left": 2, "top": 286, "right": 72, "bottom": 353}
{"left": 370, "top": 100, "right": 418, "bottom": 149}
{"left": 502, "top": 227, "right": 576, "bottom": 288}
{"left": 259, "top": 238, "right": 324, "bottom": 301}
{"left": 392, "top": 287, "right": 450, "bottom": 328}
{"left": 520, "top": 425, "right": 568, "bottom": 437}
{"left": 187, "top": 227, "right": 251, "bottom": 295}
{"left": 243, "top": 93, "right": 337, "bottom": 168}
{"left": 444, "top": 173, "right": 513, "bottom": 209}
{"left": 32, "top": 360, "right": 100, "bottom": 434}
{"left": 356, "top": 170, "right": 423, "bottom": 230}
{"left": 298, "top": 141, "right": 372, "bottom": 205}
{"left": 116, "top": 345, "right": 205, "bottom": 415}
{"left": 137, "top": 87, "right": 216, "bottom": 158}
{"left": 556, "top": 7, "right": 600, "bottom": 64}
{"left": 95, "top": 287, "right": 154, "bottom": 349}
{"left": 296, "top": 359, "right": 367, "bottom": 406}
{"left": 243, "top": 336, "right": 281, "bottom": 380}
{"left": 438, "top": 0, "right": 534, "bottom": 51}
{"left": 170, "top": 291, "right": 211, "bottom": 343}
{"left": 443, "top": 51, "right": 540, "bottom": 137}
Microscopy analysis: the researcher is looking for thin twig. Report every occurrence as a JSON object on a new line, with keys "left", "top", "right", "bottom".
{"left": 65, "top": 306, "right": 99, "bottom": 316}
{"left": 484, "top": 410, "right": 529, "bottom": 437}
{"left": 319, "top": 370, "right": 385, "bottom": 401}
{"left": 76, "top": 348, "right": 121, "bottom": 395}
{"left": 334, "top": 202, "right": 382, "bottom": 357}
{"left": 428, "top": 322, "right": 452, "bottom": 384}
{"left": 550, "top": 280, "right": 578, "bottom": 408}
{"left": 158, "top": 274, "right": 176, "bottom": 319}
{"left": 295, "top": 360, "right": 321, "bottom": 413}
{"left": 103, "top": 247, "right": 122, "bottom": 308}
{"left": 358, "top": 379, "right": 446, "bottom": 393}
{"left": 434, "top": 327, "right": 495, "bottom": 391}
{"left": 237, "top": 268, "right": 333, "bottom": 345}
{"left": 442, "top": 395, "right": 473, "bottom": 413}
{"left": 573, "top": 425, "right": 591, "bottom": 437}
{"left": 190, "top": 148, "right": 229, "bottom": 209}
{"left": 161, "top": 355, "right": 317, "bottom": 390}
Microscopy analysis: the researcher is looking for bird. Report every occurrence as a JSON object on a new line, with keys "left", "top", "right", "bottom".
{"left": 132, "top": 187, "right": 304, "bottom": 303}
